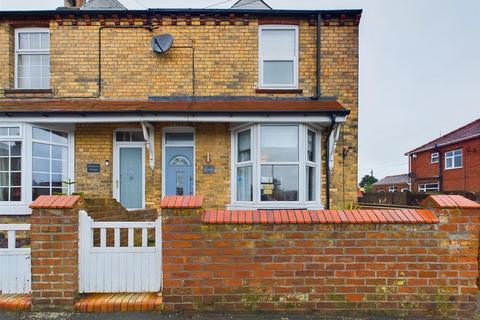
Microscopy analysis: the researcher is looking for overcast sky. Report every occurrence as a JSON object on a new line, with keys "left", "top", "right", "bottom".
{"left": 2, "top": 0, "right": 480, "bottom": 182}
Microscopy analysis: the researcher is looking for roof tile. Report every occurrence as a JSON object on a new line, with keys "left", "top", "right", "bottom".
{"left": 0, "top": 99, "right": 348, "bottom": 114}
{"left": 407, "top": 119, "right": 480, "bottom": 154}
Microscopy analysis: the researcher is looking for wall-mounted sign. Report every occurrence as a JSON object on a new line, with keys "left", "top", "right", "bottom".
{"left": 87, "top": 164, "right": 101, "bottom": 173}
{"left": 203, "top": 165, "right": 215, "bottom": 174}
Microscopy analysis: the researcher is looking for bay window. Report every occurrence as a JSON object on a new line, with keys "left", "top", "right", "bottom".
{"left": 0, "top": 127, "right": 22, "bottom": 202}
{"left": 0, "top": 124, "right": 73, "bottom": 215}
{"left": 232, "top": 124, "right": 320, "bottom": 208}
{"left": 32, "top": 127, "right": 69, "bottom": 199}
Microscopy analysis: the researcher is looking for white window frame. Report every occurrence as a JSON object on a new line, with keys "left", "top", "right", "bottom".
{"left": 0, "top": 124, "right": 26, "bottom": 212}
{"left": 230, "top": 123, "right": 321, "bottom": 209}
{"left": 401, "top": 188, "right": 409, "bottom": 192}
{"left": 31, "top": 126, "right": 73, "bottom": 199}
{"left": 388, "top": 186, "right": 398, "bottom": 193}
{"left": 0, "top": 124, "right": 74, "bottom": 215}
{"left": 258, "top": 25, "right": 299, "bottom": 89}
{"left": 444, "top": 149, "right": 462, "bottom": 170}
{"left": 431, "top": 152, "right": 439, "bottom": 164}
{"left": 14, "top": 27, "right": 50, "bottom": 89}
{"left": 418, "top": 183, "right": 439, "bottom": 193}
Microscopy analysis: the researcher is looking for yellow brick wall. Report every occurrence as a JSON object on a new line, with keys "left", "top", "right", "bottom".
{"left": 75, "top": 122, "right": 230, "bottom": 209}
{"left": 0, "top": 15, "right": 359, "bottom": 207}
{"left": 0, "top": 23, "right": 13, "bottom": 89}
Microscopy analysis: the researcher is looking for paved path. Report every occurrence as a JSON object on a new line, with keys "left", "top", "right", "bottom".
{"left": 0, "top": 312, "right": 423, "bottom": 320}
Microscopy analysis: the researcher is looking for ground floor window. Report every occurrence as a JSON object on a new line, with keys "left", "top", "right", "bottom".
{"left": 388, "top": 186, "right": 398, "bottom": 193}
{"left": 418, "top": 183, "right": 439, "bottom": 192}
{"left": 0, "top": 124, "right": 74, "bottom": 215}
{"left": 32, "top": 127, "right": 69, "bottom": 199}
{"left": 232, "top": 124, "right": 320, "bottom": 208}
{"left": 0, "top": 127, "right": 22, "bottom": 202}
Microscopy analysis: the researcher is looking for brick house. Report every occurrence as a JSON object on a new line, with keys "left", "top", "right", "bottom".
{"left": 406, "top": 119, "right": 480, "bottom": 193}
{"left": 372, "top": 174, "right": 409, "bottom": 193}
{"left": 0, "top": 0, "right": 361, "bottom": 219}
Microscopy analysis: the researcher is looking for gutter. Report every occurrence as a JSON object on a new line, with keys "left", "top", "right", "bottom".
{"left": 0, "top": 9, "right": 363, "bottom": 17}
{"left": 435, "top": 144, "right": 443, "bottom": 192}
{"left": 311, "top": 13, "right": 322, "bottom": 100}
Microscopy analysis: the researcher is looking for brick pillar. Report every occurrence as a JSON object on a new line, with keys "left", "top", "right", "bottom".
{"left": 421, "top": 195, "right": 480, "bottom": 319}
{"left": 29, "top": 195, "right": 82, "bottom": 311}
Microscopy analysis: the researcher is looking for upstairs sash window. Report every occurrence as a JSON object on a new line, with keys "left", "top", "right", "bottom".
{"left": 259, "top": 25, "right": 299, "bottom": 89}
{"left": 15, "top": 28, "right": 50, "bottom": 89}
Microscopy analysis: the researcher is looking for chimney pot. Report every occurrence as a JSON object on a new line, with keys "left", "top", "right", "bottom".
{"left": 76, "top": 0, "right": 85, "bottom": 8}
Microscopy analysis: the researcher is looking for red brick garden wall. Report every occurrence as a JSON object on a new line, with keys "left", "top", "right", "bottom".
{"left": 162, "top": 206, "right": 479, "bottom": 319}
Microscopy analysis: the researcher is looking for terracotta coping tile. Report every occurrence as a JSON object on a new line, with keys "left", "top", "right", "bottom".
{"left": 423, "top": 195, "right": 480, "bottom": 209}
{"left": 303, "top": 210, "right": 312, "bottom": 224}
{"left": 75, "top": 293, "right": 162, "bottom": 313}
{"left": 202, "top": 209, "right": 438, "bottom": 225}
{"left": 344, "top": 210, "right": 356, "bottom": 223}
{"left": 29, "top": 195, "right": 80, "bottom": 209}
{"left": 160, "top": 195, "right": 204, "bottom": 209}
{"left": 0, "top": 294, "right": 31, "bottom": 311}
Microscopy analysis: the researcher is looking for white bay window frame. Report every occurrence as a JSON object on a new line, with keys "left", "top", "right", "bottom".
{"left": 230, "top": 123, "right": 321, "bottom": 209}
{"left": 0, "top": 124, "right": 26, "bottom": 212}
{"left": 258, "top": 25, "right": 299, "bottom": 89}
{"left": 14, "top": 27, "right": 50, "bottom": 90}
{"left": 0, "top": 123, "right": 74, "bottom": 215}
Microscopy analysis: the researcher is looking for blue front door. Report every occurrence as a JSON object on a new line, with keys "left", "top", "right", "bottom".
{"left": 119, "top": 147, "right": 143, "bottom": 209}
{"left": 165, "top": 147, "right": 194, "bottom": 196}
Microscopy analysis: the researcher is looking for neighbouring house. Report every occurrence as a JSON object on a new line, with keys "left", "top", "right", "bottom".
{"left": 406, "top": 119, "right": 480, "bottom": 193}
{"left": 371, "top": 174, "right": 410, "bottom": 193}
{"left": 0, "top": 0, "right": 361, "bottom": 219}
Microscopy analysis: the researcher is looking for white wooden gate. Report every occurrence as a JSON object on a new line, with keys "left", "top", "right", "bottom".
{"left": 0, "top": 224, "right": 31, "bottom": 294}
{"left": 79, "top": 211, "right": 162, "bottom": 293}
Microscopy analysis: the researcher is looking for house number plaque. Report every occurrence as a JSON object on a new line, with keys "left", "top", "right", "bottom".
{"left": 203, "top": 165, "right": 215, "bottom": 174}
{"left": 87, "top": 164, "right": 101, "bottom": 173}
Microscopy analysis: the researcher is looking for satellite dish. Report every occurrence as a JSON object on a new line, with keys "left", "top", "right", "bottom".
{"left": 151, "top": 34, "right": 174, "bottom": 54}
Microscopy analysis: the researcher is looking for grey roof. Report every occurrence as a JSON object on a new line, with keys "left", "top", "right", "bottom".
{"left": 373, "top": 174, "right": 409, "bottom": 186}
{"left": 231, "top": 0, "right": 272, "bottom": 10}
{"left": 81, "top": 0, "right": 126, "bottom": 10}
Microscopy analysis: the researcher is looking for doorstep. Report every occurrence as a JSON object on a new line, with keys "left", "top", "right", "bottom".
{"left": 74, "top": 293, "right": 163, "bottom": 313}
{"left": 0, "top": 294, "right": 31, "bottom": 311}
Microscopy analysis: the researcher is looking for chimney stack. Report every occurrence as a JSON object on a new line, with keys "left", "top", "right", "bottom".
{"left": 64, "top": 0, "right": 85, "bottom": 8}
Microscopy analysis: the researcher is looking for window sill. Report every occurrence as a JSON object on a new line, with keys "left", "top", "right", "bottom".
{"left": 0, "top": 204, "right": 31, "bottom": 215}
{"left": 3, "top": 88, "right": 53, "bottom": 95}
{"left": 444, "top": 166, "right": 462, "bottom": 171}
{"left": 227, "top": 203, "right": 324, "bottom": 210}
{"left": 255, "top": 88, "right": 303, "bottom": 94}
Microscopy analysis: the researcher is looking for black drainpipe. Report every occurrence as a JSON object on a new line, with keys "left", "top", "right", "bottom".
{"left": 325, "top": 113, "right": 337, "bottom": 209}
{"left": 311, "top": 13, "right": 322, "bottom": 100}
{"left": 435, "top": 144, "right": 443, "bottom": 192}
